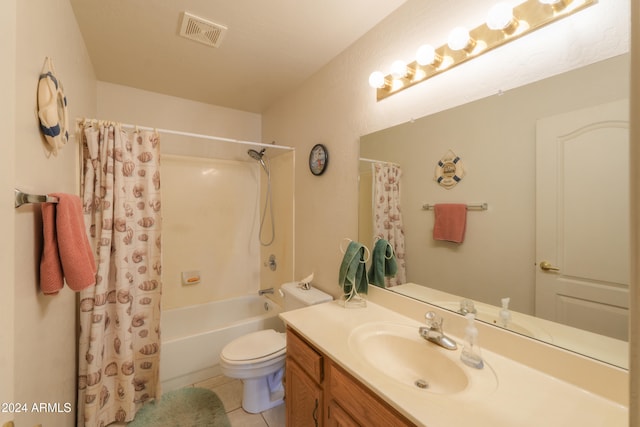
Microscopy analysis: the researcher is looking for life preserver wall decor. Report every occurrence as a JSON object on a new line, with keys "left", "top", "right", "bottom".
{"left": 37, "top": 57, "right": 69, "bottom": 156}
{"left": 435, "top": 150, "right": 465, "bottom": 189}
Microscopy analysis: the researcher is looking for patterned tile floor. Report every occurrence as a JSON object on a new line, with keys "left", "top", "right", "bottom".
{"left": 189, "top": 375, "right": 286, "bottom": 427}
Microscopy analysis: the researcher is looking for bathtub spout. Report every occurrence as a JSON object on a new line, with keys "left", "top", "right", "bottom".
{"left": 258, "top": 288, "right": 275, "bottom": 296}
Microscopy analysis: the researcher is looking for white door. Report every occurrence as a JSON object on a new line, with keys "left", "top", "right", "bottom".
{"left": 535, "top": 99, "right": 629, "bottom": 341}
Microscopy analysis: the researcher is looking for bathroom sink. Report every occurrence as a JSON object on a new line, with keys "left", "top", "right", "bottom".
{"left": 433, "top": 301, "right": 553, "bottom": 342}
{"left": 348, "top": 322, "right": 497, "bottom": 395}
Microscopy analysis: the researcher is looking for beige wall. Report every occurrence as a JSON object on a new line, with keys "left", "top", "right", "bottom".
{"left": 629, "top": 0, "right": 639, "bottom": 421}
{"left": 0, "top": 1, "right": 17, "bottom": 423}
{"left": 97, "top": 82, "right": 261, "bottom": 141}
{"left": 11, "top": 0, "right": 97, "bottom": 426}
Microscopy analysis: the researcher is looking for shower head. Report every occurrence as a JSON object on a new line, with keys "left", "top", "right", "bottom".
{"left": 247, "top": 148, "right": 265, "bottom": 161}
{"left": 248, "top": 148, "right": 269, "bottom": 173}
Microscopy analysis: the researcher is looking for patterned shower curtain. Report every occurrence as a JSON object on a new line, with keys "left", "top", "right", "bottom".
{"left": 372, "top": 163, "right": 406, "bottom": 286}
{"left": 77, "top": 122, "right": 162, "bottom": 426}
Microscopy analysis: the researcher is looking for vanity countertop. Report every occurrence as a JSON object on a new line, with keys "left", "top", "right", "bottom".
{"left": 280, "top": 300, "right": 627, "bottom": 427}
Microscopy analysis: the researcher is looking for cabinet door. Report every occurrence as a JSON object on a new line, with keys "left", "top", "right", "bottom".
{"left": 327, "top": 400, "right": 360, "bottom": 427}
{"left": 286, "top": 357, "right": 323, "bottom": 427}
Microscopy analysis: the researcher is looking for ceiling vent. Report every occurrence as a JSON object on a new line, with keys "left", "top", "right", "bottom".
{"left": 179, "top": 12, "right": 227, "bottom": 48}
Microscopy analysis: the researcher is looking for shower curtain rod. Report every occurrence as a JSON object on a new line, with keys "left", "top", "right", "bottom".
{"left": 76, "top": 118, "right": 294, "bottom": 151}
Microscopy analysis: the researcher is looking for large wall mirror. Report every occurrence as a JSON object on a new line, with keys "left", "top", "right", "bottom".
{"left": 359, "top": 53, "right": 630, "bottom": 369}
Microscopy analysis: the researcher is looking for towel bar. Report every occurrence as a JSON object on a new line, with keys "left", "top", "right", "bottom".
{"left": 422, "top": 202, "right": 488, "bottom": 211}
{"left": 15, "top": 189, "right": 59, "bottom": 208}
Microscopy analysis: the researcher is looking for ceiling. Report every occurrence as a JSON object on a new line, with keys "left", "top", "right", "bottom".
{"left": 70, "top": 0, "right": 407, "bottom": 113}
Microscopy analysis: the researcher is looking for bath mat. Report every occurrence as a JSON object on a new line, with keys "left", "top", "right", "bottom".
{"left": 128, "top": 387, "right": 231, "bottom": 427}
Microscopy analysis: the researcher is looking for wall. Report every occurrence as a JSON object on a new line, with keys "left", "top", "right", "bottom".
{"left": 629, "top": 0, "right": 640, "bottom": 421}
{"left": 262, "top": 0, "right": 629, "bottom": 298}
{"left": 98, "top": 83, "right": 295, "bottom": 308}
{"left": 12, "top": 0, "right": 97, "bottom": 426}
{"left": 0, "top": 1, "right": 17, "bottom": 423}
{"left": 360, "top": 55, "right": 629, "bottom": 315}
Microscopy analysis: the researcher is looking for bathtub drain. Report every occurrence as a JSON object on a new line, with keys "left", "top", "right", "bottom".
{"left": 414, "top": 379, "right": 429, "bottom": 389}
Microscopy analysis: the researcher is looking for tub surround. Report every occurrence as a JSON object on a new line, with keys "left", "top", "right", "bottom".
{"left": 280, "top": 297, "right": 627, "bottom": 426}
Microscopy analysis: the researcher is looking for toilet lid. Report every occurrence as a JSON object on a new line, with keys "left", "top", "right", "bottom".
{"left": 222, "top": 329, "right": 286, "bottom": 362}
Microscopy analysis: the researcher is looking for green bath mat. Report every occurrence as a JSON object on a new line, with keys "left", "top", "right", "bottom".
{"left": 129, "top": 387, "right": 231, "bottom": 427}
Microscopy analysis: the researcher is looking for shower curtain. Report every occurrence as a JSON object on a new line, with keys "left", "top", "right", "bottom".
{"left": 77, "top": 122, "right": 162, "bottom": 426}
{"left": 372, "top": 163, "right": 406, "bottom": 286}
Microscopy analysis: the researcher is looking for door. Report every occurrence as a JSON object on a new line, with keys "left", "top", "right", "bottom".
{"left": 535, "top": 99, "right": 629, "bottom": 340}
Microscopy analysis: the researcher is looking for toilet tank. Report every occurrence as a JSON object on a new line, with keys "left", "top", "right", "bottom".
{"left": 281, "top": 282, "right": 332, "bottom": 311}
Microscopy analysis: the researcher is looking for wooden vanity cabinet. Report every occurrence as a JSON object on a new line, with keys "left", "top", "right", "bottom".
{"left": 285, "top": 327, "right": 415, "bottom": 427}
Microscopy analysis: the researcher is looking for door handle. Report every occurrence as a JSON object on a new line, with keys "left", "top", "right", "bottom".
{"left": 539, "top": 261, "right": 560, "bottom": 271}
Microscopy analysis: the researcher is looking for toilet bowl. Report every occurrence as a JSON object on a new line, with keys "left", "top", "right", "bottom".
{"left": 220, "top": 329, "right": 286, "bottom": 413}
{"left": 219, "top": 283, "right": 332, "bottom": 413}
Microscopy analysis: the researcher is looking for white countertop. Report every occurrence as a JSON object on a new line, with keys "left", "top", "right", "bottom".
{"left": 280, "top": 300, "right": 627, "bottom": 427}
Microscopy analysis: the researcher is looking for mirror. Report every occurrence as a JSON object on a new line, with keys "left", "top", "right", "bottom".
{"left": 359, "top": 53, "right": 630, "bottom": 369}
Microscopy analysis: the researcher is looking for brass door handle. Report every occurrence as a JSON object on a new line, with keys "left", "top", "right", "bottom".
{"left": 539, "top": 261, "right": 560, "bottom": 271}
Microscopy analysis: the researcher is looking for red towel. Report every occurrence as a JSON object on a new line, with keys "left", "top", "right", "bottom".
{"left": 40, "top": 193, "right": 96, "bottom": 294}
{"left": 433, "top": 204, "right": 467, "bottom": 243}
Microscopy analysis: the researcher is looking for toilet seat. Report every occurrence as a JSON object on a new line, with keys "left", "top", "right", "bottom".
{"left": 221, "top": 329, "right": 286, "bottom": 365}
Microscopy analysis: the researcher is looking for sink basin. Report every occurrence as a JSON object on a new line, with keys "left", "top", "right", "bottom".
{"left": 433, "top": 301, "right": 553, "bottom": 342}
{"left": 348, "top": 321, "right": 497, "bottom": 395}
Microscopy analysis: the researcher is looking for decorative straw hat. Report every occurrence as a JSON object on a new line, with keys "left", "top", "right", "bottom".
{"left": 37, "top": 57, "right": 69, "bottom": 156}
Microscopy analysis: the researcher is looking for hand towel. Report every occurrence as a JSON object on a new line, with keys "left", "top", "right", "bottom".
{"left": 40, "top": 202, "right": 64, "bottom": 295}
{"left": 338, "top": 241, "right": 368, "bottom": 296}
{"left": 267, "top": 367, "right": 285, "bottom": 402}
{"left": 433, "top": 203, "right": 467, "bottom": 243}
{"left": 368, "top": 239, "right": 397, "bottom": 288}
{"left": 40, "top": 193, "right": 96, "bottom": 294}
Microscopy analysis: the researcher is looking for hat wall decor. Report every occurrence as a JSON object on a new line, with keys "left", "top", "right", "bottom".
{"left": 37, "top": 57, "right": 69, "bottom": 156}
{"left": 435, "top": 150, "right": 465, "bottom": 189}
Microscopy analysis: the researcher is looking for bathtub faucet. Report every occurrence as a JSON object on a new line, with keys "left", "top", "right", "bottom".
{"left": 258, "top": 288, "right": 275, "bottom": 296}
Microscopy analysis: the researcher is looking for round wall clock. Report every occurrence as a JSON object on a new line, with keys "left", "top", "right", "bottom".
{"left": 309, "top": 143, "right": 329, "bottom": 175}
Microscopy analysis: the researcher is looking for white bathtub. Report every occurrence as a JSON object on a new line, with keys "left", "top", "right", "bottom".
{"left": 160, "top": 295, "right": 284, "bottom": 391}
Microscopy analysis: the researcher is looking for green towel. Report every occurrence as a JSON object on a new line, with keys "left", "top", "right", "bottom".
{"left": 368, "top": 239, "right": 397, "bottom": 288}
{"left": 338, "top": 241, "right": 368, "bottom": 296}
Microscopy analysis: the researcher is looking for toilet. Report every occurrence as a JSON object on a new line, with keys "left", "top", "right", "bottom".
{"left": 219, "top": 282, "right": 332, "bottom": 413}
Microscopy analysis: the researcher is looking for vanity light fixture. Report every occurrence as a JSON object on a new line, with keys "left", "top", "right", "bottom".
{"left": 369, "top": 0, "right": 596, "bottom": 100}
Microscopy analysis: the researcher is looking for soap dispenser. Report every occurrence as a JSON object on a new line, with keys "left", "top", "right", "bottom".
{"left": 460, "top": 313, "right": 484, "bottom": 369}
{"left": 499, "top": 297, "right": 511, "bottom": 328}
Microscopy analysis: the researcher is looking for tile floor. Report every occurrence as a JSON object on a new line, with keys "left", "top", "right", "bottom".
{"left": 188, "top": 375, "right": 286, "bottom": 427}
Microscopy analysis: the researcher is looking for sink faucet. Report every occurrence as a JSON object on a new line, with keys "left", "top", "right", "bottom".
{"left": 458, "top": 299, "right": 477, "bottom": 316}
{"left": 419, "top": 311, "right": 458, "bottom": 350}
{"left": 258, "top": 287, "right": 274, "bottom": 296}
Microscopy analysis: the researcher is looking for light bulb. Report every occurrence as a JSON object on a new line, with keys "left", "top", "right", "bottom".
{"left": 416, "top": 44, "right": 442, "bottom": 67}
{"left": 390, "top": 60, "right": 408, "bottom": 79}
{"left": 448, "top": 27, "right": 476, "bottom": 53}
{"left": 368, "top": 71, "right": 386, "bottom": 89}
{"left": 487, "top": 3, "right": 515, "bottom": 30}
{"left": 538, "top": 0, "right": 570, "bottom": 11}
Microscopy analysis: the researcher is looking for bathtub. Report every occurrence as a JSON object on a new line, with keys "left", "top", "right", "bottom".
{"left": 160, "top": 295, "right": 284, "bottom": 391}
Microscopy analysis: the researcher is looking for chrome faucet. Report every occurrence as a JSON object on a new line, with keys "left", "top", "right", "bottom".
{"left": 458, "top": 298, "right": 477, "bottom": 316}
{"left": 258, "top": 287, "right": 274, "bottom": 296}
{"left": 419, "top": 311, "right": 458, "bottom": 350}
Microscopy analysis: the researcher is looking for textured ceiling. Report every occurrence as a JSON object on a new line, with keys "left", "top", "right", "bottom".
{"left": 70, "top": 0, "right": 407, "bottom": 113}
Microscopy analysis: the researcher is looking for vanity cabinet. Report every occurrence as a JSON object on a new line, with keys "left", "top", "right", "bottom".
{"left": 286, "top": 327, "right": 415, "bottom": 427}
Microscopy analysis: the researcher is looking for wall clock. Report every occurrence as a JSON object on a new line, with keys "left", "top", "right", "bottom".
{"left": 309, "top": 143, "right": 329, "bottom": 176}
